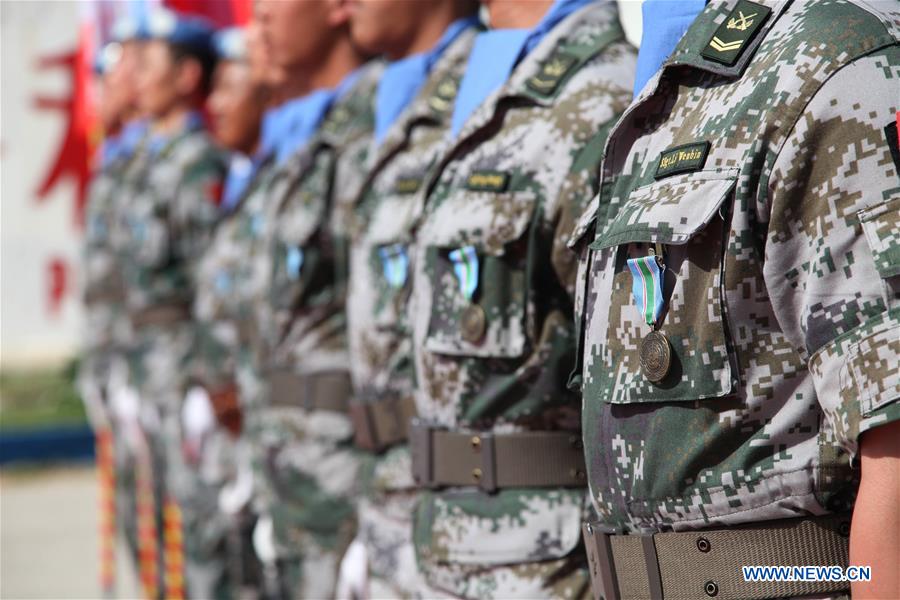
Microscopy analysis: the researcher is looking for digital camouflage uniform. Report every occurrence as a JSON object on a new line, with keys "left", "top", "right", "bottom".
{"left": 80, "top": 139, "right": 141, "bottom": 566}
{"left": 347, "top": 28, "right": 478, "bottom": 598}
{"left": 569, "top": 1, "right": 899, "bottom": 598}
{"left": 192, "top": 156, "right": 281, "bottom": 597}
{"left": 256, "top": 63, "right": 381, "bottom": 599}
{"left": 118, "top": 117, "right": 229, "bottom": 599}
{"left": 408, "top": 4, "right": 635, "bottom": 598}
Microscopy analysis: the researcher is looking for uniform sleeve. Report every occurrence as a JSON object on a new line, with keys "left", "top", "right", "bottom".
{"left": 174, "top": 146, "right": 227, "bottom": 263}
{"left": 762, "top": 47, "right": 900, "bottom": 460}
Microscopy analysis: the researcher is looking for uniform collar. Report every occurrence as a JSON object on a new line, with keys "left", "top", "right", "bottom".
{"left": 454, "top": 2, "right": 620, "bottom": 141}
{"left": 363, "top": 27, "right": 478, "bottom": 195}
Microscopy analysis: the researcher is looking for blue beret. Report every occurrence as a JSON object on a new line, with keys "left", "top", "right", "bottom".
{"left": 145, "top": 7, "right": 215, "bottom": 53}
{"left": 110, "top": 15, "right": 148, "bottom": 43}
{"left": 94, "top": 42, "right": 123, "bottom": 75}
{"left": 213, "top": 27, "right": 247, "bottom": 62}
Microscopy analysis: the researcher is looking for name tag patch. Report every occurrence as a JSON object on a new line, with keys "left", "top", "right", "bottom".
{"left": 465, "top": 170, "right": 510, "bottom": 192}
{"left": 393, "top": 176, "right": 423, "bottom": 195}
{"left": 700, "top": 0, "right": 771, "bottom": 66}
{"left": 655, "top": 142, "right": 711, "bottom": 179}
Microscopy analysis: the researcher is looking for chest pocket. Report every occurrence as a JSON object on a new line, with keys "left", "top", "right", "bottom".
{"left": 585, "top": 170, "right": 739, "bottom": 403}
{"left": 269, "top": 157, "right": 332, "bottom": 312}
{"left": 365, "top": 191, "right": 421, "bottom": 331}
{"left": 422, "top": 188, "right": 537, "bottom": 358}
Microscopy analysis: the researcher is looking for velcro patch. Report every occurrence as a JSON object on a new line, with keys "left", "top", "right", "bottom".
{"left": 884, "top": 120, "right": 900, "bottom": 181}
{"left": 526, "top": 51, "right": 579, "bottom": 96}
{"left": 655, "top": 142, "right": 711, "bottom": 179}
{"left": 465, "top": 170, "right": 510, "bottom": 192}
{"left": 700, "top": 0, "right": 771, "bottom": 66}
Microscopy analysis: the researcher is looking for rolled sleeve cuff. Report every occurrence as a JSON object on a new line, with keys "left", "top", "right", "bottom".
{"left": 810, "top": 307, "right": 900, "bottom": 460}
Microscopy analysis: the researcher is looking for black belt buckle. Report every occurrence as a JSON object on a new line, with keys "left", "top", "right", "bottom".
{"left": 583, "top": 521, "right": 620, "bottom": 600}
{"left": 410, "top": 419, "right": 438, "bottom": 488}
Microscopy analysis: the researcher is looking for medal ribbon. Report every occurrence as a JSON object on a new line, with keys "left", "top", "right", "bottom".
{"left": 448, "top": 245, "right": 479, "bottom": 300}
{"left": 626, "top": 255, "right": 665, "bottom": 327}
{"left": 379, "top": 243, "right": 409, "bottom": 289}
{"left": 286, "top": 246, "right": 304, "bottom": 281}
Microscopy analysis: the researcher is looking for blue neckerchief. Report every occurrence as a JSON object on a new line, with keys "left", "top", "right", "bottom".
{"left": 257, "top": 106, "right": 284, "bottom": 163}
{"left": 273, "top": 66, "right": 365, "bottom": 164}
{"left": 633, "top": 0, "right": 705, "bottom": 97}
{"left": 220, "top": 153, "right": 253, "bottom": 213}
{"left": 450, "top": 0, "right": 591, "bottom": 136}
{"left": 100, "top": 135, "right": 123, "bottom": 167}
{"left": 100, "top": 119, "right": 149, "bottom": 167}
{"left": 374, "top": 16, "right": 479, "bottom": 144}
{"left": 275, "top": 90, "right": 334, "bottom": 164}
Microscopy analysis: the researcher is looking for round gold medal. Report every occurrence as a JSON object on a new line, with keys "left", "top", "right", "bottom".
{"left": 640, "top": 330, "right": 671, "bottom": 383}
{"left": 460, "top": 304, "right": 487, "bottom": 343}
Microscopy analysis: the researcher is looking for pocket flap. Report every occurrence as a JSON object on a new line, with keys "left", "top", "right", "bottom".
{"left": 421, "top": 189, "right": 538, "bottom": 256}
{"left": 591, "top": 170, "right": 738, "bottom": 250}
{"left": 415, "top": 489, "right": 584, "bottom": 566}
{"left": 566, "top": 192, "right": 601, "bottom": 250}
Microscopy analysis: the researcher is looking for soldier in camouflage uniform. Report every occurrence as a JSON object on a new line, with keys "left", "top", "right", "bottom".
{"left": 570, "top": 1, "right": 900, "bottom": 598}
{"left": 117, "top": 9, "right": 229, "bottom": 598}
{"left": 406, "top": 0, "right": 635, "bottom": 597}
{"left": 189, "top": 25, "right": 271, "bottom": 597}
{"left": 79, "top": 23, "right": 147, "bottom": 570}
{"left": 251, "top": 1, "right": 380, "bottom": 596}
{"left": 342, "top": 1, "right": 480, "bottom": 596}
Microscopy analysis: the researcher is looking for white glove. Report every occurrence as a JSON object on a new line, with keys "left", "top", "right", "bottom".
{"left": 336, "top": 538, "right": 369, "bottom": 600}
{"left": 182, "top": 386, "right": 215, "bottom": 463}
{"left": 253, "top": 514, "right": 278, "bottom": 565}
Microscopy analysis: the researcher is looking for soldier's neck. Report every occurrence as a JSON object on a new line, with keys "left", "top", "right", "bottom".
{"left": 292, "top": 38, "right": 366, "bottom": 100}
{"left": 386, "top": 5, "right": 466, "bottom": 61}
{"left": 488, "top": 0, "right": 554, "bottom": 29}
{"left": 151, "top": 105, "right": 196, "bottom": 137}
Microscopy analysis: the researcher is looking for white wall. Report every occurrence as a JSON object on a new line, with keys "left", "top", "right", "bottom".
{"left": 1, "top": 1, "right": 84, "bottom": 370}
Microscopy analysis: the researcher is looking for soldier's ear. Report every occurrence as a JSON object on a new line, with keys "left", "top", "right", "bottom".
{"left": 325, "top": 0, "right": 353, "bottom": 29}
{"left": 175, "top": 57, "right": 204, "bottom": 98}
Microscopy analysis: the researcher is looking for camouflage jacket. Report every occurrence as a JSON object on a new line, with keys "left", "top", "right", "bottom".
{"left": 348, "top": 28, "right": 478, "bottom": 493}
{"left": 570, "top": 0, "right": 900, "bottom": 535}
{"left": 264, "top": 63, "right": 381, "bottom": 374}
{"left": 118, "top": 118, "right": 227, "bottom": 316}
{"left": 408, "top": 2, "right": 635, "bottom": 571}
{"left": 193, "top": 156, "right": 279, "bottom": 389}
{"left": 82, "top": 148, "right": 137, "bottom": 354}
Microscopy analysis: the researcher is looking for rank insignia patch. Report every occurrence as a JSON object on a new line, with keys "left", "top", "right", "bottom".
{"left": 526, "top": 51, "right": 579, "bottom": 95}
{"left": 428, "top": 76, "right": 459, "bottom": 113}
{"left": 700, "top": 0, "right": 771, "bottom": 66}
{"left": 655, "top": 141, "right": 711, "bottom": 179}
{"left": 465, "top": 170, "right": 510, "bottom": 192}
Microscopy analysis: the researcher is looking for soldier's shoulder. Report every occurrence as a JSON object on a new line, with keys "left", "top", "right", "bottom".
{"left": 520, "top": 2, "right": 636, "bottom": 106}
{"left": 763, "top": 0, "right": 898, "bottom": 69}
{"left": 320, "top": 60, "right": 383, "bottom": 143}
{"left": 173, "top": 129, "right": 227, "bottom": 171}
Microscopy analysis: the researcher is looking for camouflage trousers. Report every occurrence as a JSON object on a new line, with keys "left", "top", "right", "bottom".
{"left": 415, "top": 554, "right": 590, "bottom": 600}
{"left": 254, "top": 403, "right": 361, "bottom": 599}
{"left": 411, "top": 488, "right": 591, "bottom": 600}
{"left": 130, "top": 326, "right": 234, "bottom": 599}
{"left": 353, "top": 446, "right": 423, "bottom": 598}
